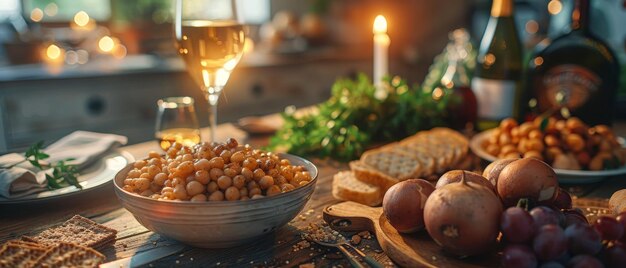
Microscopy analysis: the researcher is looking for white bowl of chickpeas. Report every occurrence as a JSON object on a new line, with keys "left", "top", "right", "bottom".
{"left": 113, "top": 138, "right": 318, "bottom": 248}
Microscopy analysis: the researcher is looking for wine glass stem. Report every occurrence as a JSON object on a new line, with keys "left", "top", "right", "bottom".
{"left": 207, "top": 91, "right": 220, "bottom": 143}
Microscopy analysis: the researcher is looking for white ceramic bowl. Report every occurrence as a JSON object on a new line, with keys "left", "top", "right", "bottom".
{"left": 113, "top": 153, "right": 318, "bottom": 248}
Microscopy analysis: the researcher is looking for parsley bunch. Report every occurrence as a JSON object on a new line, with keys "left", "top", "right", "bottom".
{"left": 268, "top": 74, "right": 451, "bottom": 161}
{"left": 2, "top": 141, "right": 81, "bottom": 190}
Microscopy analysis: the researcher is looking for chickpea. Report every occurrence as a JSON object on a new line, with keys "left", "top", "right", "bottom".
{"left": 173, "top": 184, "right": 188, "bottom": 200}
{"left": 281, "top": 183, "right": 295, "bottom": 192}
{"left": 135, "top": 178, "right": 151, "bottom": 191}
{"left": 176, "top": 161, "right": 194, "bottom": 177}
{"left": 294, "top": 172, "right": 309, "bottom": 184}
{"left": 500, "top": 145, "right": 517, "bottom": 156}
{"left": 546, "top": 147, "right": 563, "bottom": 162}
{"left": 154, "top": 173, "right": 167, "bottom": 186}
{"left": 241, "top": 167, "right": 253, "bottom": 180}
{"left": 150, "top": 194, "right": 162, "bottom": 199}
{"left": 524, "top": 151, "right": 543, "bottom": 161}
{"left": 594, "top": 125, "right": 611, "bottom": 136}
{"left": 589, "top": 153, "right": 612, "bottom": 171}
{"left": 141, "top": 166, "right": 149, "bottom": 173}
{"left": 140, "top": 190, "right": 154, "bottom": 197}
{"left": 280, "top": 168, "right": 294, "bottom": 181}
{"left": 190, "top": 194, "right": 207, "bottom": 202}
{"left": 226, "top": 138, "right": 238, "bottom": 148}
{"left": 182, "top": 154, "right": 194, "bottom": 162}
{"left": 528, "top": 130, "right": 543, "bottom": 140}
{"left": 233, "top": 175, "right": 246, "bottom": 189}
{"left": 209, "top": 157, "right": 225, "bottom": 169}
{"left": 243, "top": 158, "right": 258, "bottom": 170}
{"left": 148, "top": 158, "right": 161, "bottom": 167}
{"left": 566, "top": 117, "right": 585, "bottom": 130}
{"left": 527, "top": 138, "right": 545, "bottom": 152}
{"left": 213, "top": 144, "right": 227, "bottom": 156}
{"left": 150, "top": 183, "right": 161, "bottom": 194}
{"left": 195, "top": 170, "right": 210, "bottom": 184}
{"left": 217, "top": 176, "right": 232, "bottom": 190}
{"left": 139, "top": 173, "right": 151, "bottom": 180}
{"left": 239, "top": 187, "right": 248, "bottom": 198}
{"left": 123, "top": 178, "right": 134, "bottom": 186}
{"left": 249, "top": 187, "right": 262, "bottom": 197}
{"left": 194, "top": 158, "right": 211, "bottom": 171}
{"left": 275, "top": 175, "right": 287, "bottom": 186}
{"left": 253, "top": 169, "right": 266, "bottom": 180}
{"left": 576, "top": 152, "right": 591, "bottom": 167}
{"left": 259, "top": 176, "right": 274, "bottom": 189}
{"left": 209, "top": 168, "right": 224, "bottom": 181}
{"left": 502, "top": 152, "right": 522, "bottom": 159}
{"left": 220, "top": 150, "right": 232, "bottom": 163}
{"left": 231, "top": 151, "right": 245, "bottom": 163}
{"left": 148, "top": 151, "right": 161, "bottom": 159}
{"left": 171, "top": 177, "right": 183, "bottom": 186}
{"left": 122, "top": 185, "right": 134, "bottom": 192}
{"left": 500, "top": 118, "right": 518, "bottom": 132}
{"left": 240, "top": 196, "right": 250, "bottom": 201}
{"left": 186, "top": 181, "right": 205, "bottom": 196}
{"left": 486, "top": 144, "right": 500, "bottom": 156}
{"left": 518, "top": 122, "right": 534, "bottom": 137}
{"left": 208, "top": 191, "right": 225, "bottom": 201}
{"left": 544, "top": 135, "right": 560, "bottom": 147}
{"left": 599, "top": 140, "right": 612, "bottom": 152}
{"left": 164, "top": 179, "right": 173, "bottom": 187}
{"left": 247, "top": 181, "right": 259, "bottom": 190}
{"left": 207, "top": 181, "right": 219, "bottom": 193}
{"left": 127, "top": 169, "right": 141, "bottom": 178}
{"left": 224, "top": 168, "right": 238, "bottom": 178}
{"left": 251, "top": 194, "right": 264, "bottom": 199}
{"left": 225, "top": 187, "right": 240, "bottom": 201}
{"left": 266, "top": 185, "right": 281, "bottom": 196}
{"left": 161, "top": 186, "right": 174, "bottom": 193}
{"left": 134, "top": 160, "right": 147, "bottom": 169}
{"left": 566, "top": 134, "right": 585, "bottom": 152}
{"left": 267, "top": 169, "right": 279, "bottom": 178}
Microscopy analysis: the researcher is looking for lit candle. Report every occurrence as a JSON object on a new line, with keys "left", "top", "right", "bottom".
{"left": 373, "top": 15, "right": 390, "bottom": 98}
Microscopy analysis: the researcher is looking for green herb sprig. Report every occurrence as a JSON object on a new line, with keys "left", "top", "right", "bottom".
{"left": 268, "top": 74, "right": 452, "bottom": 161}
{"left": 1, "top": 141, "right": 81, "bottom": 190}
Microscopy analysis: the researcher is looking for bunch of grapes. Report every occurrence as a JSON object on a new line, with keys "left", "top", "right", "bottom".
{"left": 500, "top": 189, "right": 626, "bottom": 268}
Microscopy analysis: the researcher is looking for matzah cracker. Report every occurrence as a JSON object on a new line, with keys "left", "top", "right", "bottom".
{"left": 32, "top": 242, "right": 104, "bottom": 268}
{"left": 23, "top": 215, "right": 116, "bottom": 249}
{"left": 0, "top": 243, "right": 47, "bottom": 268}
{"left": 6, "top": 240, "right": 47, "bottom": 250}
{"left": 360, "top": 147, "right": 421, "bottom": 180}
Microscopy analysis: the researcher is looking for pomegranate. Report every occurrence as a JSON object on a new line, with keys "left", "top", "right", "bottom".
{"left": 483, "top": 158, "right": 519, "bottom": 188}
{"left": 436, "top": 170, "right": 495, "bottom": 192}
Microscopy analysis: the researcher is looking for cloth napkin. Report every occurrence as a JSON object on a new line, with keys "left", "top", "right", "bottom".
{"left": 0, "top": 131, "right": 127, "bottom": 199}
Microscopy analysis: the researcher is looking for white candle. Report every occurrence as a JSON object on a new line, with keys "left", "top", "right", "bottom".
{"left": 373, "top": 15, "right": 390, "bottom": 99}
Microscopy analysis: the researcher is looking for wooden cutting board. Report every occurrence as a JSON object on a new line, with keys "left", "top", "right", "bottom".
{"left": 323, "top": 201, "right": 500, "bottom": 268}
{"left": 323, "top": 199, "right": 610, "bottom": 268}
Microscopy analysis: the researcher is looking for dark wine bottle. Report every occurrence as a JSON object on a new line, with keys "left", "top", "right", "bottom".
{"left": 473, "top": 0, "right": 524, "bottom": 130}
{"left": 527, "top": 0, "right": 620, "bottom": 125}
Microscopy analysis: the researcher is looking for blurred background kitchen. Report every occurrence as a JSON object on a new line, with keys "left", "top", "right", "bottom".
{"left": 0, "top": 0, "right": 625, "bottom": 153}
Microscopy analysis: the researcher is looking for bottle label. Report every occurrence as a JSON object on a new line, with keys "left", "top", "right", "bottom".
{"left": 471, "top": 78, "right": 516, "bottom": 120}
{"left": 541, "top": 65, "right": 600, "bottom": 110}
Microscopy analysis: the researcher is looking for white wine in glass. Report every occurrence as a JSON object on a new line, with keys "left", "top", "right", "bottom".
{"left": 174, "top": 0, "right": 246, "bottom": 142}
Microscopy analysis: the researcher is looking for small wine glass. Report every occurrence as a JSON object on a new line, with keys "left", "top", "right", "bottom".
{"left": 174, "top": 0, "right": 246, "bottom": 142}
{"left": 155, "top": 96, "right": 201, "bottom": 151}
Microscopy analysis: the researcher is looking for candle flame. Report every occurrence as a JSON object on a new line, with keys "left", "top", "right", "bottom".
{"left": 373, "top": 15, "right": 387, "bottom": 34}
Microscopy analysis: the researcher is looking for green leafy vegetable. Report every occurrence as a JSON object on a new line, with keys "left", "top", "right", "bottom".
{"left": 3, "top": 141, "right": 82, "bottom": 190}
{"left": 268, "top": 74, "right": 451, "bottom": 161}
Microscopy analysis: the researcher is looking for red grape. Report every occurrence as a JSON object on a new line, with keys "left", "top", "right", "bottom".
{"left": 594, "top": 216, "right": 624, "bottom": 241}
{"left": 616, "top": 212, "right": 626, "bottom": 242}
{"left": 564, "top": 223, "right": 602, "bottom": 255}
{"left": 502, "top": 244, "right": 537, "bottom": 268}
{"left": 533, "top": 224, "right": 567, "bottom": 261}
{"left": 501, "top": 207, "right": 535, "bottom": 243}
{"left": 531, "top": 206, "right": 561, "bottom": 229}
{"left": 567, "top": 255, "right": 603, "bottom": 268}
{"left": 553, "top": 188, "right": 573, "bottom": 209}
{"left": 563, "top": 209, "right": 588, "bottom": 227}
{"left": 604, "top": 244, "right": 626, "bottom": 268}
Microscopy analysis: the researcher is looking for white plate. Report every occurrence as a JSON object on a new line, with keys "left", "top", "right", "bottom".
{"left": 470, "top": 129, "right": 626, "bottom": 184}
{"left": 0, "top": 150, "right": 134, "bottom": 204}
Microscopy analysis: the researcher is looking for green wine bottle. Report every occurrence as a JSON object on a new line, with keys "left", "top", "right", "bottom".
{"left": 472, "top": 0, "right": 523, "bottom": 130}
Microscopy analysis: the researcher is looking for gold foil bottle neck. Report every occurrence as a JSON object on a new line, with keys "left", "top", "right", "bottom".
{"left": 491, "top": 0, "right": 514, "bottom": 17}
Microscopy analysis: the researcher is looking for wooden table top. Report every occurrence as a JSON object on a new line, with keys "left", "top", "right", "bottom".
{"left": 1, "top": 123, "right": 625, "bottom": 267}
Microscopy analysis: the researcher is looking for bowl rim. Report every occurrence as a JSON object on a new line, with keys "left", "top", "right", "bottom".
{"left": 113, "top": 153, "right": 318, "bottom": 206}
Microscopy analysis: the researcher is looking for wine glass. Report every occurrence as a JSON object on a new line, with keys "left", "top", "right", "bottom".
{"left": 174, "top": 0, "right": 246, "bottom": 142}
{"left": 155, "top": 97, "right": 201, "bottom": 151}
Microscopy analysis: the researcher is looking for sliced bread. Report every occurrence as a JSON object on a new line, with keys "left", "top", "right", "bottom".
{"left": 332, "top": 171, "right": 382, "bottom": 206}
{"left": 350, "top": 160, "right": 400, "bottom": 192}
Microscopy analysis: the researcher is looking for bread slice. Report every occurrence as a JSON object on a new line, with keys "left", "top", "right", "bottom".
{"left": 32, "top": 242, "right": 105, "bottom": 268}
{"left": 0, "top": 243, "right": 48, "bottom": 267}
{"left": 350, "top": 161, "right": 399, "bottom": 192}
{"left": 360, "top": 146, "right": 422, "bottom": 180}
{"left": 332, "top": 171, "right": 382, "bottom": 206}
{"left": 23, "top": 215, "right": 117, "bottom": 249}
